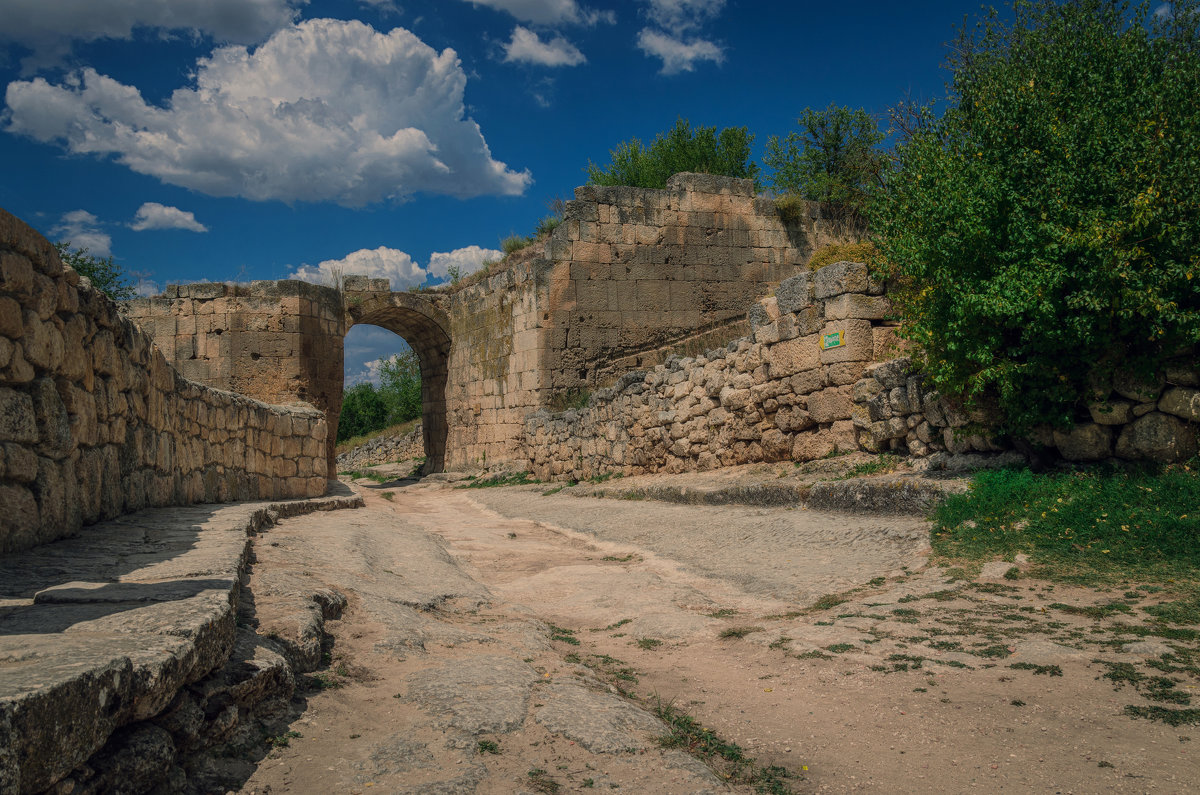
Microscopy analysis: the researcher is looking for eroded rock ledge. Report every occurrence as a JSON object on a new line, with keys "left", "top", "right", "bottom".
{"left": 0, "top": 486, "right": 362, "bottom": 795}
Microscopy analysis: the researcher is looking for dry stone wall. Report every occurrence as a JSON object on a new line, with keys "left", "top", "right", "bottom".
{"left": 335, "top": 422, "right": 425, "bottom": 471}
{"left": 0, "top": 209, "right": 328, "bottom": 556}
{"left": 524, "top": 260, "right": 1200, "bottom": 480}
{"left": 851, "top": 356, "right": 1200, "bottom": 464}
{"left": 523, "top": 260, "right": 902, "bottom": 481}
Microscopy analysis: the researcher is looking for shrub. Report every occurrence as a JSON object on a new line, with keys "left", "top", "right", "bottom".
{"left": 586, "top": 117, "right": 759, "bottom": 190}
{"left": 55, "top": 242, "right": 135, "bottom": 301}
{"left": 872, "top": 0, "right": 1200, "bottom": 434}
{"left": 807, "top": 241, "right": 880, "bottom": 271}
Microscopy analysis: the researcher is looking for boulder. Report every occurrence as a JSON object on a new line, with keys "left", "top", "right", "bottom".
{"left": 1052, "top": 423, "right": 1113, "bottom": 461}
{"left": 1114, "top": 412, "right": 1199, "bottom": 462}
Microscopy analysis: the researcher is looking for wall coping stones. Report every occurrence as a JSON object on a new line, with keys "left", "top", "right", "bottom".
{"left": 0, "top": 487, "right": 363, "bottom": 794}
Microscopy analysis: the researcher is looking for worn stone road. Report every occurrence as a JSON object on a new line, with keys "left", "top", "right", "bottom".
{"left": 239, "top": 477, "right": 1197, "bottom": 794}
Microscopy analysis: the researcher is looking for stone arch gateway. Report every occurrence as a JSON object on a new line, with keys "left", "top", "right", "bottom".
{"left": 344, "top": 290, "right": 452, "bottom": 473}
{"left": 127, "top": 175, "right": 857, "bottom": 478}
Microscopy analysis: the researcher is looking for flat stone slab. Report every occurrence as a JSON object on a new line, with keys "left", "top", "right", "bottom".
{"left": 0, "top": 488, "right": 362, "bottom": 794}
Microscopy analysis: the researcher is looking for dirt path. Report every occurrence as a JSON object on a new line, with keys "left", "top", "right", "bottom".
{"left": 240, "top": 479, "right": 1198, "bottom": 794}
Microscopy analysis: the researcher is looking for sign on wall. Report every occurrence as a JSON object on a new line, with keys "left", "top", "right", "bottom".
{"left": 821, "top": 331, "right": 844, "bottom": 350}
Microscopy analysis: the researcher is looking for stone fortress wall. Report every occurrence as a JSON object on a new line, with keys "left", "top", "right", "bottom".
{"left": 524, "top": 261, "right": 1200, "bottom": 482}
{"left": 126, "top": 174, "right": 857, "bottom": 473}
{"left": 0, "top": 210, "right": 329, "bottom": 556}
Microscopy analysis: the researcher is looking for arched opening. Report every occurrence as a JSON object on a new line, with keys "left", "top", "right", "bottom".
{"left": 341, "top": 295, "right": 452, "bottom": 473}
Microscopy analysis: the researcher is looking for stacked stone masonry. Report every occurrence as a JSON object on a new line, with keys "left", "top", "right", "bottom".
{"left": 0, "top": 209, "right": 328, "bottom": 556}
{"left": 523, "top": 260, "right": 904, "bottom": 481}
{"left": 524, "top": 260, "right": 1200, "bottom": 481}
{"left": 126, "top": 174, "right": 857, "bottom": 473}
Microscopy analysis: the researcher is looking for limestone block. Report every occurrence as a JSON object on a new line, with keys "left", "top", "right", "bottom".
{"left": 851, "top": 378, "right": 882, "bottom": 403}
{"left": 0, "top": 482, "right": 39, "bottom": 553}
{"left": 1087, "top": 400, "right": 1133, "bottom": 426}
{"left": 1159, "top": 386, "right": 1200, "bottom": 423}
{"left": 823, "top": 293, "right": 892, "bottom": 321}
{"left": 807, "top": 386, "right": 853, "bottom": 423}
{"left": 1115, "top": 412, "right": 1199, "bottom": 462}
{"left": 767, "top": 334, "right": 820, "bottom": 378}
{"left": 1113, "top": 369, "right": 1165, "bottom": 402}
{"left": 0, "top": 387, "right": 37, "bottom": 443}
{"left": 21, "top": 309, "right": 64, "bottom": 371}
{"left": 813, "top": 261, "right": 869, "bottom": 299}
{"left": 0, "top": 295, "right": 22, "bottom": 338}
{"left": 830, "top": 420, "right": 857, "bottom": 452}
{"left": 789, "top": 369, "right": 823, "bottom": 395}
{"left": 0, "top": 251, "right": 34, "bottom": 294}
{"left": 774, "top": 272, "right": 813, "bottom": 315}
{"left": 818, "top": 319, "right": 872, "bottom": 365}
{"left": 1164, "top": 363, "right": 1200, "bottom": 388}
{"left": 792, "top": 430, "right": 836, "bottom": 461}
{"left": 1053, "top": 423, "right": 1113, "bottom": 461}
{"left": 825, "top": 362, "right": 867, "bottom": 387}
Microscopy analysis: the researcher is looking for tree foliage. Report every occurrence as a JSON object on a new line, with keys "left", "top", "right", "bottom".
{"left": 336, "top": 350, "right": 424, "bottom": 441}
{"left": 764, "top": 103, "right": 884, "bottom": 214}
{"left": 871, "top": 0, "right": 1200, "bottom": 433}
{"left": 54, "top": 242, "right": 135, "bottom": 301}
{"left": 586, "top": 118, "right": 759, "bottom": 189}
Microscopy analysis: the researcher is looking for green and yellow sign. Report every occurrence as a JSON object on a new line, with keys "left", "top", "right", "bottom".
{"left": 820, "top": 330, "right": 844, "bottom": 350}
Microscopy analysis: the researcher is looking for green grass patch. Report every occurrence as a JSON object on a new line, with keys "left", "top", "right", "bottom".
{"left": 652, "top": 699, "right": 799, "bottom": 793}
{"left": 931, "top": 463, "right": 1200, "bottom": 582}
{"left": 636, "top": 637, "right": 664, "bottom": 650}
{"left": 1123, "top": 705, "right": 1200, "bottom": 726}
{"left": 1008, "top": 662, "right": 1063, "bottom": 676}
{"left": 840, "top": 453, "right": 901, "bottom": 479}
{"left": 458, "top": 472, "right": 539, "bottom": 488}
{"left": 811, "top": 594, "right": 849, "bottom": 611}
{"left": 477, "top": 739, "right": 501, "bottom": 754}
{"left": 547, "top": 624, "right": 580, "bottom": 646}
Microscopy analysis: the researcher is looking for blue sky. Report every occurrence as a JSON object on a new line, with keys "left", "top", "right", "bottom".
{"left": 0, "top": 0, "right": 992, "bottom": 383}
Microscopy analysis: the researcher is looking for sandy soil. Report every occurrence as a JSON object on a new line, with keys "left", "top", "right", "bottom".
{"left": 239, "top": 477, "right": 1198, "bottom": 794}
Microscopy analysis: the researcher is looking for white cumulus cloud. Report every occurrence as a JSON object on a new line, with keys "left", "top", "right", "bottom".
{"left": 637, "top": 0, "right": 724, "bottom": 74}
{"left": 644, "top": 0, "right": 725, "bottom": 32}
{"left": 290, "top": 247, "right": 427, "bottom": 291}
{"left": 50, "top": 209, "right": 112, "bottom": 257}
{"left": 463, "top": 0, "right": 613, "bottom": 26}
{"left": 636, "top": 29, "right": 723, "bottom": 74}
{"left": 0, "top": 0, "right": 302, "bottom": 67}
{"left": 130, "top": 202, "right": 208, "bottom": 232}
{"left": 3, "top": 19, "right": 531, "bottom": 205}
{"left": 427, "top": 245, "right": 504, "bottom": 279}
{"left": 503, "top": 26, "right": 586, "bottom": 66}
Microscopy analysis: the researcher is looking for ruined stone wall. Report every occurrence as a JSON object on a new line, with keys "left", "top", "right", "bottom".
{"left": 0, "top": 210, "right": 328, "bottom": 556}
{"left": 124, "top": 175, "right": 857, "bottom": 474}
{"left": 853, "top": 356, "right": 1200, "bottom": 464}
{"left": 441, "top": 173, "right": 856, "bottom": 469}
{"left": 524, "top": 257, "right": 1200, "bottom": 481}
{"left": 541, "top": 172, "right": 856, "bottom": 393}
{"left": 523, "top": 261, "right": 901, "bottom": 481}
{"left": 127, "top": 280, "right": 346, "bottom": 463}
{"left": 444, "top": 258, "right": 546, "bottom": 468}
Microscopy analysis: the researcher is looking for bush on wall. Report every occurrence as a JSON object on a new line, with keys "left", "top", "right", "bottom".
{"left": 872, "top": 0, "right": 1200, "bottom": 434}
{"left": 585, "top": 117, "right": 759, "bottom": 190}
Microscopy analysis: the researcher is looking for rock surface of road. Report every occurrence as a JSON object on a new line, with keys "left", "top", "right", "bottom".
{"left": 239, "top": 477, "right": 1198, "bottom": 794}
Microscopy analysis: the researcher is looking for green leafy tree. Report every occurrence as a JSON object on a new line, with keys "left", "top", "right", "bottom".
{"left": 337, "top": 382, "right": 389, "bottom": 441}
{"left": 586, "top": 118, "right": 759, "bottom": 189}
{"left": 764, "top": 104, "right": 884, "bottom": 214}
{"left": 378, "top": 350, "right": 422, "bottom": 424}
{"left": 54, "top": 242, "right": 135, "bottom": 301}
{"left": 871, "top": 0, "right": 1200, "bottom": 433}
